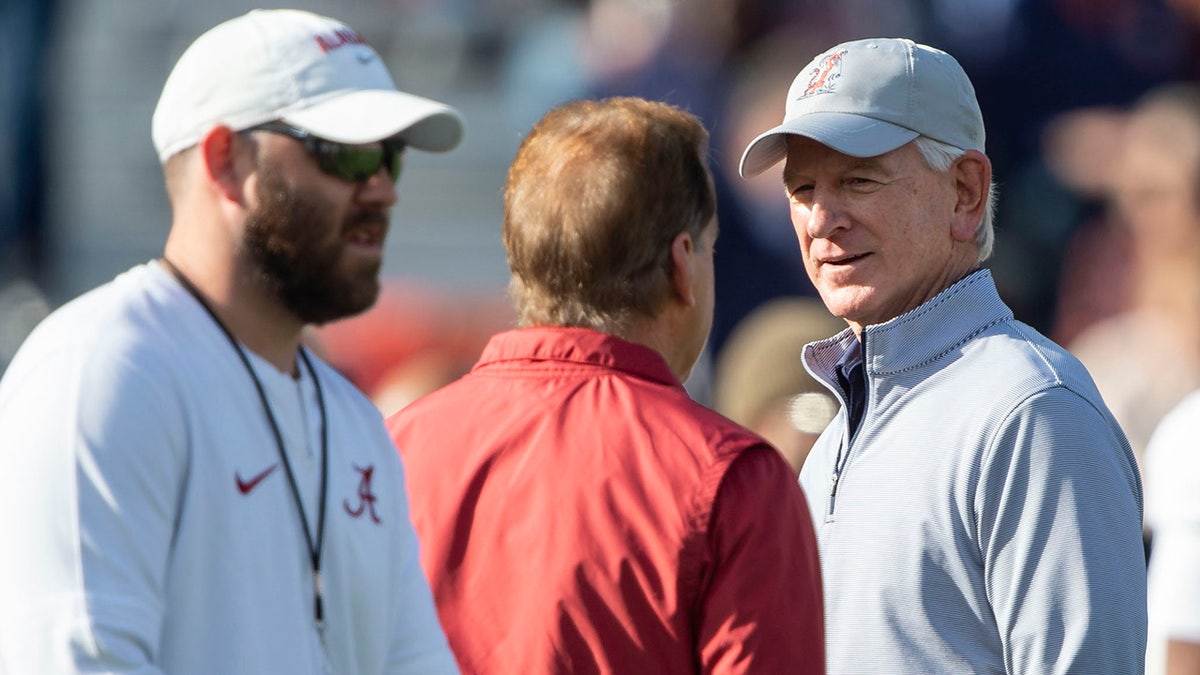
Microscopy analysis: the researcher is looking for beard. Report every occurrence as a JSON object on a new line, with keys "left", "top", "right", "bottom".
{"left": 241, "top": 163, "right": 385, "bottom": 325}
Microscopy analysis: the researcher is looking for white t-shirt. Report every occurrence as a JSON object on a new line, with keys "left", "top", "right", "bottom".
{"left": 1145, "top": 388, "right": 1200, "bottom": 675}
{"left": 0, "top": 262, "right": 459, "bottom": 675}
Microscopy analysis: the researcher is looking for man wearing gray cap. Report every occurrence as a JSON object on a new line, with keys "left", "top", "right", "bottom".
{"left": 0, "top": 9, "right": 462, "bottom": 674}
{"left": 740, "top": 37, "right": 1146, "bottom": 673}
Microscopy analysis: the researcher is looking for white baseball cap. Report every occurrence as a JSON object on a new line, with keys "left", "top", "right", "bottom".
{"left": 739, "top": 37, "right": 984, "bottom": 177}
{"left": 152, "top": 9, "right": 465, "bottom": 163}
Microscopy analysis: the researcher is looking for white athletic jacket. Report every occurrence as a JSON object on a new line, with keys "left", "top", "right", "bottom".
{"left": 0, "top": 262, "right": 459, "bottom": 674}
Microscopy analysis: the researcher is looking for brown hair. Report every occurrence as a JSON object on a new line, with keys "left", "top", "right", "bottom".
{"left": 503, "top": 96, "right": 716, "bottom": 331}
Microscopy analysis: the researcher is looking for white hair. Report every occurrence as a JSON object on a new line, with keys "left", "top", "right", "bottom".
{"left": 913, "top": 136, "right": 997, "bottom": 262}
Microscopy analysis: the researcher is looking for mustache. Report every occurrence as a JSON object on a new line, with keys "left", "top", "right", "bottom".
{"left": 343, "top": 210, "right": 390, "bottom": 230}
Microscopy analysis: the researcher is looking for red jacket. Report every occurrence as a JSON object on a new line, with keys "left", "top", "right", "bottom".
{"left": 388, "top": 327, "right": 824, "bottom": 674}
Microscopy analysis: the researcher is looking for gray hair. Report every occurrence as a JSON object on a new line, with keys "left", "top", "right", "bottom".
{"left": 913, "top": 136, "right": 997, "bottom": 262}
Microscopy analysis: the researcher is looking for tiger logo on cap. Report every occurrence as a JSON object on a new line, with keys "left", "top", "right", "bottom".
{"left": 801, "top": 49, "right": 847, "bottom": 98}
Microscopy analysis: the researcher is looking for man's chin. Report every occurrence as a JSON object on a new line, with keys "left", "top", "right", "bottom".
{"left": 342, "top": 282, "right": 382, "bottom": 319}
{"left": 816, "top": 285, "right": 873, "bottom": 320}
{"left": 287, "top": 275, "right": 381, "bottom": 326}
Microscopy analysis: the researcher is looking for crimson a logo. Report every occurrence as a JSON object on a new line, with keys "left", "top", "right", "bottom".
{"left": 343, "top": 463, "right": 382, "bottom": 524}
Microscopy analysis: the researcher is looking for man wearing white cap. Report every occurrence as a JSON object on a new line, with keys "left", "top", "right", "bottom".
{"left": 0, "top": 9, "right": 463, "bottom": 674}
{"left": 740, "top": 37, "right": 1146, "bottom": 673}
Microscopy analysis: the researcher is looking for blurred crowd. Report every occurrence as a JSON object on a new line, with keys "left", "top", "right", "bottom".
{"left": 4, "top": 0, "right": 1200, "bottom": 510}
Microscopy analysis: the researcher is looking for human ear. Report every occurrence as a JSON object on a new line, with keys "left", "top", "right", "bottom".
{"left": 950, "top": 150, "right": 991, "bottom": 243}
{"left": 669, "top": 230, "right": 697, "bottom": 307}
{"left": 198, "top": 125, "right": 251, "bottom": 204}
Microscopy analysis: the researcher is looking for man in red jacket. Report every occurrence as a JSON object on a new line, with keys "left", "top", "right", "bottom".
{"left": 387, "top": 96, "right": 825, "bottom": 674}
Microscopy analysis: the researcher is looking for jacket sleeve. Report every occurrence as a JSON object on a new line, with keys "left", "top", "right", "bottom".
{"left": 697, "top": 446, "right": 825, "bottom": 674}
{"left": 976, "top": 386, "right": 1146, "bottom": 674}
{"left": 0, "top": 346, "right": 182, "bottom": 674}
{"left": 383, "top": 443, "right": 462, "bottom": 675}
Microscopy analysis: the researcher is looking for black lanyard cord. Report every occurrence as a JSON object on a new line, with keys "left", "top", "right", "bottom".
{"left": 159, "top": 258, "right": 330, "bottom": 626}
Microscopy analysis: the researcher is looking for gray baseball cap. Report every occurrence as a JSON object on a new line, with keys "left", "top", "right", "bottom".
{"left": 739, "top": 37, "right": 984, "bottom": 177}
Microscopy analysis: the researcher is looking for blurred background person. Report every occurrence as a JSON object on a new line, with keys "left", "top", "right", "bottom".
{"left": 1041, "top": 104, "right": 1133, "bottom": 348}
{"left": 713, "top": 296, "right": 843, "bottom": 473}
{"left": 1062, "top": 83, "right": 1200, "bottom": 541}
{"left": 1143, "top": 389, "right": 1200, "bottom": 675}
{"left": 932, "top": 0, "right": 1195, "bottom": 333}
{"left": 0, "top": 0, "right": 54, "bottom": 371}
{"left": 0, "top": 0, "right": 52, "bottom": 279}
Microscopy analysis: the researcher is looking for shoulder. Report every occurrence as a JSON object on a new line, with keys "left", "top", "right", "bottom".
{"left": 0, "top": 266, "right": 195, "bottom": 463}
{"left": 979, "top": 325, "right": 1129, "bottom": 460}
{"left": 960, "top": 319, "right": 1109, "bottom": 411}
{"left": 2, "top": 265, "right": 183, "bottom": 394}
{"left": 664, "top": 400, "right": 792, "bottom": 521}
{"left": 717, "top": 445, "right": 805, "bottom": 507}
{"left": 653, "top": 386, "right": 777, "bottom": 465}
{"left": 976, "top": 385, "right": 1140, "bottom": 515}
{"left": 953, "top": 330, "right": 1136, "bottom": 489}
{"left": 307, "top": 351, "right": 379, "bottom": 415}
{"left": 995, "top": 385, "right": 1126, "bottom": 445}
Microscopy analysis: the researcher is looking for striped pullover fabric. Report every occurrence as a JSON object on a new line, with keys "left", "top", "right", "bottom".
{"left": 799, "top": 269, "right": 1147, "bottom": 674}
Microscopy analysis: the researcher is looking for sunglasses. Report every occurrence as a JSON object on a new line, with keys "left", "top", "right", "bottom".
{"left": 244, "top": 122, "right": 406, "bottom": 184}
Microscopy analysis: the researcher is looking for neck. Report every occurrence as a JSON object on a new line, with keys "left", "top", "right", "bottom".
{"left": 160, "top": 253, "right": 305, "bottom": 376}
{"left": 618, "top": 316, "right": 696, "bottom": 383}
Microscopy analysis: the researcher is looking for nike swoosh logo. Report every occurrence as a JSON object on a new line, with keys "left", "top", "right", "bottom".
{"left": 236, "top": 464, "right": 279, "bottom": 495}
{"left": 357, "top": 53, "right": 376, "bottom": 64}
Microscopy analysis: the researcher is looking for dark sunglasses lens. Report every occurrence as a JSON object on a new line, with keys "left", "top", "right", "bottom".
{"left": 384, "top": 147, "right": 404, "bottom": 183}
{"left": 250, "top": 124, "right": 404, "bottom": 184}
{"left": 319, "top": 145, "right": 383, "bottom": 183}
{"left": 306, "top": 136, "right": 405, "bottom": 184}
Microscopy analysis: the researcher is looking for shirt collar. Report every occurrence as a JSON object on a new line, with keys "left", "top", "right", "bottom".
{"left": 475, "top": 326, "right": 683, "bottom": 388}
{"left": 805, "top": 269, "right": 1011, "bottom": 382}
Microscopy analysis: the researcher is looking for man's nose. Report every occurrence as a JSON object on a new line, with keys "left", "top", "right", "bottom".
{"left": 357, "top": 166, "right": 398, "bottom": 207}
{"left": 806, "top": 190, "right": 846, "bottom": 239}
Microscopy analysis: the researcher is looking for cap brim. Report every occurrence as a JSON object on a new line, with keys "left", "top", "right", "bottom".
{"left": 282, "top": 89, "right": 465, "bottom": 152}
{"left": 738, "top": 112, "right": 919, "bottom": 177}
